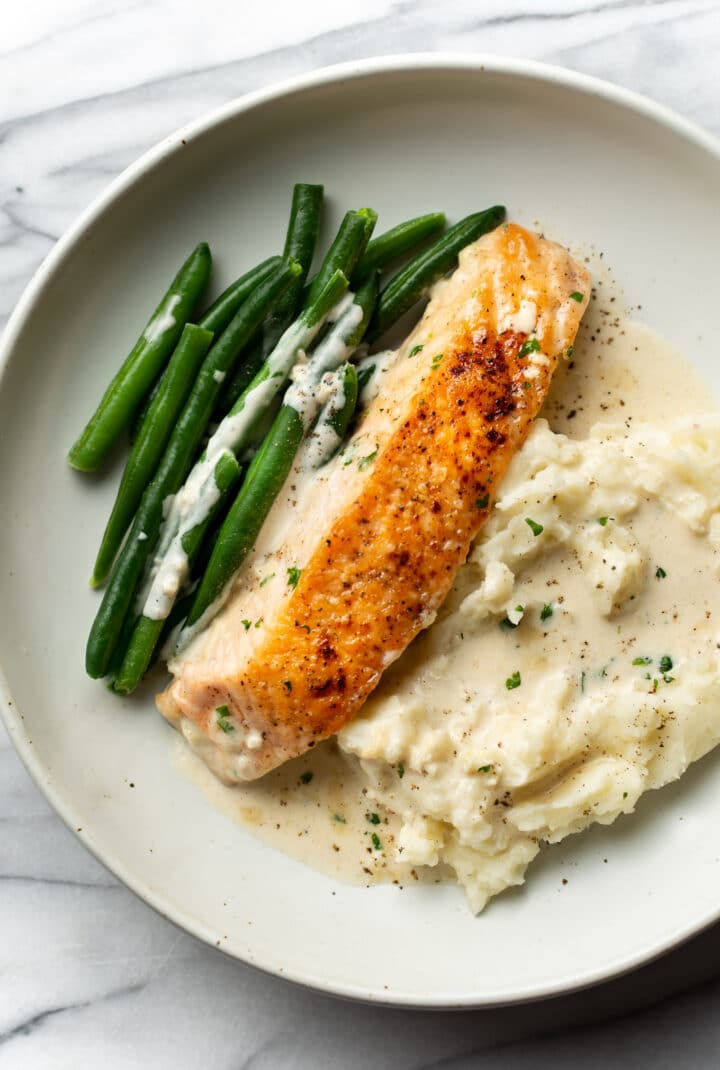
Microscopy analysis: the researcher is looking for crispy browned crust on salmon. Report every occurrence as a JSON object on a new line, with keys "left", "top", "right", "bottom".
{"left": 158, "top": 224, "right": 590, "bottom": 781}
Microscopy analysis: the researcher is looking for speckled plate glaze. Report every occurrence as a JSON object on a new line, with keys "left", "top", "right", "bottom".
{"left": 1, "top": 55, "right": 719, "bottom": 1007}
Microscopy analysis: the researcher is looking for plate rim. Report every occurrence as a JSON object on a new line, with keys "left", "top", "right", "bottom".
{"left": 2, "top": 52, "right": 720, "bottom": 1008}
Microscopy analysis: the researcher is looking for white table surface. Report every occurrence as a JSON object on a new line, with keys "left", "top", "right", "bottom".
{"left": 2, "top": 1, "right": 720, "bottom": 1065}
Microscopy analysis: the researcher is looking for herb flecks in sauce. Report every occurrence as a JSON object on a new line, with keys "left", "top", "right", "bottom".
{"left": 215, "top": 705, "right": 235, "bottom": 734}
{"left": 358, "top": 448, "right": 378, "bottom": 471}
{"left": 518, "top": 337, "right": 541, "bottom": 359}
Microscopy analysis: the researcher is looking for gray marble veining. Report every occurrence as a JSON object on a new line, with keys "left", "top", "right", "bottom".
{"left": 2, "top": 1, "right": 719, "bottom": 1066}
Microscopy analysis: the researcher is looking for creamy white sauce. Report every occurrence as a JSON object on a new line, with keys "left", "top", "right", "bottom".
{"left": 143, "top": 293, "right": 182, "bottom": 345}
{"left": 299, "top": 369, "right": 346, "bottom": 470}
{"left": 177, "top": 271, "right": 720, "bottom": 903}
{"left": 283, "top": 293, "right": 363, "bottom": 429}
{"left": 356, "top": 349, "right": 397, "bottom": 407}
{"left": 171, "top": 733, "right": 438, "bottom": 887}
{"left": 503, "top": 298, "right": 537, "bottom": 335}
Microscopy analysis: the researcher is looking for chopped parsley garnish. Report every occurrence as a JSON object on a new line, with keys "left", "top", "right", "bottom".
{"left": 282, "top": 680, "right": 292, "bottom": 692}
{"left": 241, "top": 619, "right": 252, "bottom": 631}
{"left": 659, "top": 655, "right": 673, "bottom": 673}
{"left": 525, "top": 517, "right": 544, "bottom": 537}
{"left": 518, "top": 336, "right": 541, "bottom": 359}
{"left": 597, "top": 516, "right": 614, "bottom": 526}
{"left": 408, "top": 343, "right": 424, "bottom": 358}
{"left": 259, "top": 572, "right": 275, "bottom": 588}
{"left": 623, "top": 791, "right": 628, "bottom": 799}
{"left": 567, "top": 345, "right": 574, "bottom": 358}
{"left": 663, "top": 675, "right": 675, "bottom": 684}
{"left": 569, "top": 291, "right": 584, "bottom": 302}
{"left": 299, "top": 770, "right": 314, "bottom": 785}
{"left": 367, "top": 812, "right": 381, "bottom": 826}
{"left": 506, "top": 670, "right": 522, "bottom": 690}
{"left": 358, "top": 448, "right": 378, "bottom": 470}
{"left": 477, "top": 764, "right": 494, "bottom": 774}
{"left": 371, "top": 832, "right": 382, "bottom": 851}
{"left": 656, "top": 566, "right": 667, "bottom": 579}
{"left": 476, "top": 493, "right": 490, "bottom": 510}
{"left": 540, "top": 603, "right": 554, "bottom": 622}
{"left": 254, "top": 618, "right": 263, "bottom": 628}
{"left": 287, "top": 567, "right": 302, "bottom": 589}
{"left": 215, "top": 705, "right": 234, "bottom": 734}
{"left": 333, "top": 814, "right": 347, "bottom": 824}
{"left": 431, "top": 352, "right": 444, "bottom": 367}
{"left": 397, "top": 762, "right": 405, "bottom": 779}
{"left": 632, "top": 656, "right": 652, "bottom": 666}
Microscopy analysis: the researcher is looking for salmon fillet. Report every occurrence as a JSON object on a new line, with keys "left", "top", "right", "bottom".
{"left": 158, "top": 223, "right": 590, "bottom": 782}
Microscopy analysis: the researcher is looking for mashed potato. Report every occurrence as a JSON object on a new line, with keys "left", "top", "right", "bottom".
{"left": 338, "top": 415, "right": 720, "bottom": 911}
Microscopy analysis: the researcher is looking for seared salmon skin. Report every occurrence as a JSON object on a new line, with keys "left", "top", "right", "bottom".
{"left": 157, "top": 223, "right": 590, "bottom": 781}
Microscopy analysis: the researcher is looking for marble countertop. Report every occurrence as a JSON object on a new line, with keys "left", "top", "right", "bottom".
{"left": 2, "top": 1, "right": 720, "bottom": 1065}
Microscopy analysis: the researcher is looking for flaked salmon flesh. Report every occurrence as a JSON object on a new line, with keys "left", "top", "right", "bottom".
{"left": 157, "top": 223, "right": 591, "bottom": 782}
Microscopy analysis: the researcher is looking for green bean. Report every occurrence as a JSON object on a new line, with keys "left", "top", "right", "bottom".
{"left": 261, "top": 183, "right": 325, "bottom": 351}
{"left": 181, "top": 275, "right": 376, "bottom": 638}
{"left": 68, "top": 242, "right": 212, "bottom": 472}
{"left": 91, "top": 323, "right": 214, "bottom": 588}
{"left": 353, "top": 212, "right": 446, "bottom": 282}
{"left": 304, "top": 208, "right": 377, "bottom": 306}
{"left": 85, "top": 257, "right": 301, "bottom": 679}
{"left": 198, "top": 256, "right": 282, "bottom": 335}
{"left": 112, "top": 451, "right": 242, "bottom": 693}
{"left": 213, "top": 184, "right": 323, "bottom": 419}
{"left": 367, "top": 206, "right": 506, "bottom": 341}
{"left": 283, "top": 183, "right": 324, "bottom": 269}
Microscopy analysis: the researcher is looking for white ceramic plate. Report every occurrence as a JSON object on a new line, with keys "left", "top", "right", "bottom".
{"left": 2, "top": 55, "right": 720, "bottom": 1008}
